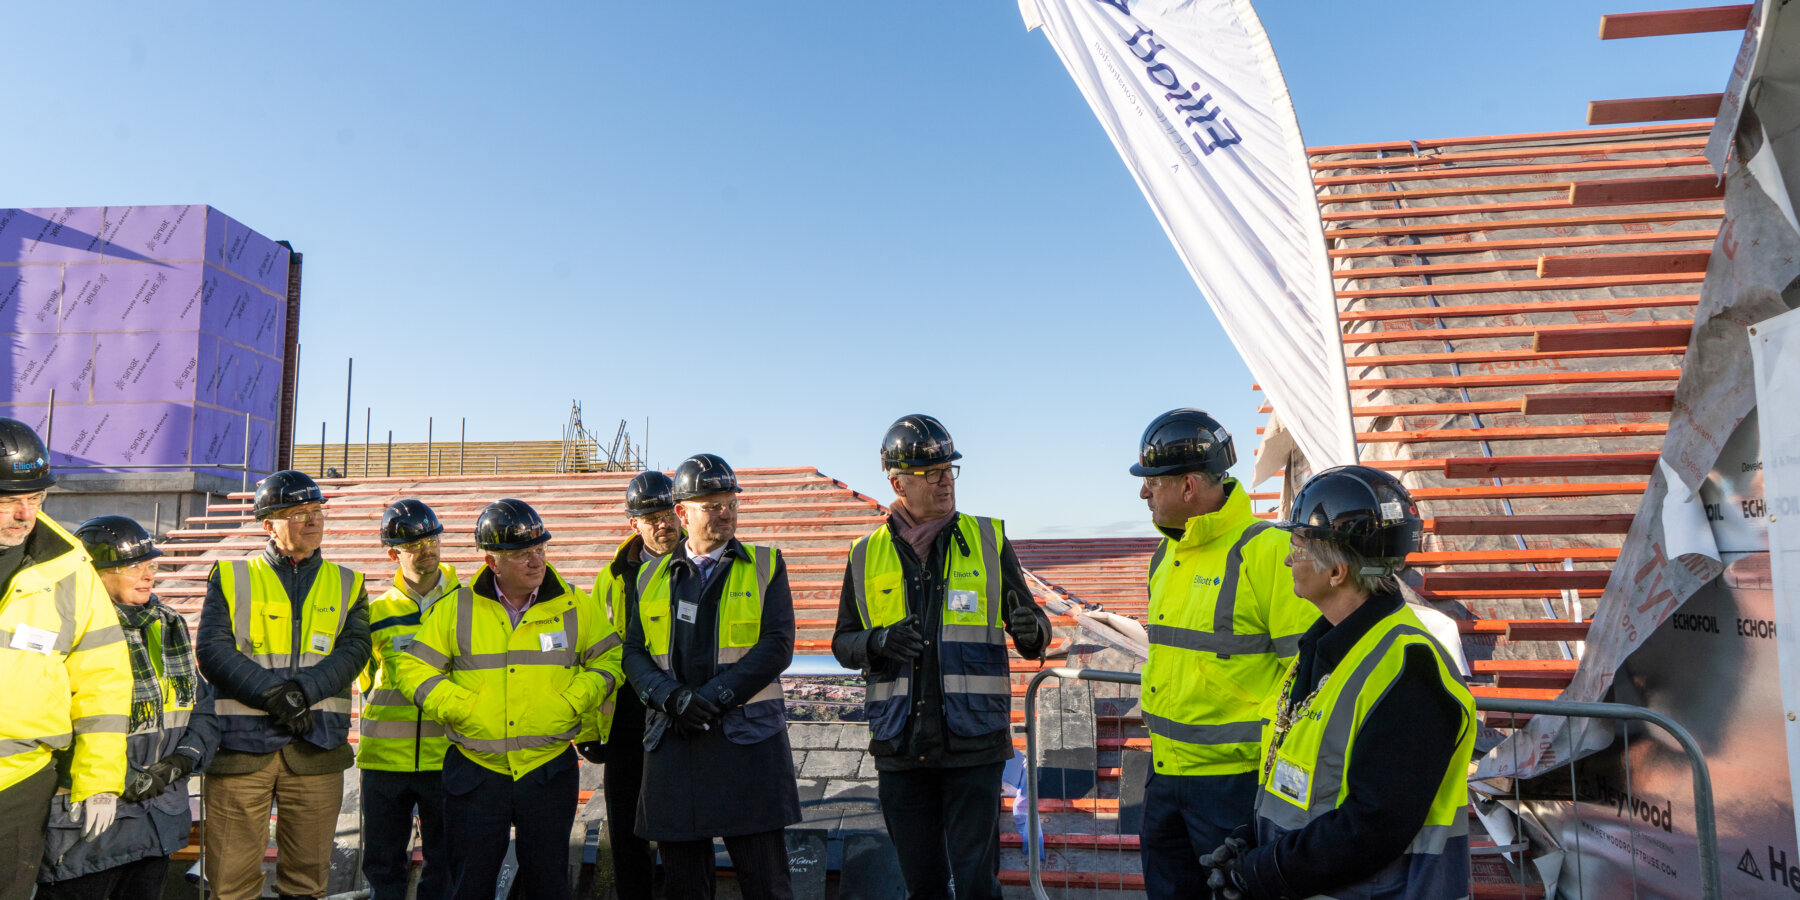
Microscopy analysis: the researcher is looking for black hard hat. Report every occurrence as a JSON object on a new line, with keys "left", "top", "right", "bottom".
{"left": 671, "top": 454, "right": 741, "bottom": 502}
{"left": 1275, "top": 465, "right": 1422, "bottom": 569}
{"left": 475, "top": 498, "right": 551, "bottom": 551}
{"left": 0, "top": 417, "right": 55, "bottom": 494}
{"left": 880, "top": 414, "right": 962, "bottom": 470}
{"left": 253, "top": 470, "right": 324, "bottom": 520}
{"left": 1129, "top": 409, "right": 1236, "bottom": 478}
{"left": 75, "top": 516, "right": 163, "bottom": 569}
{"left": 626, "top": 471, "right": 676, "bottom": 518}
{"left": 380, "top": 499, "right": 443, "bottom": 546}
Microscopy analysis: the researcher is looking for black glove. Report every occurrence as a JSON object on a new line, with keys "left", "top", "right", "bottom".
{"left": 260, "top": 680, "right": 308, "bottom": 720}
{"left": 1006, "top": 604, "right": 1042, "bottom": 649}
{"left": 870, "top": 615, "right": 924, "bottom": 661}
{"left": 664, "top": 687, "right": 722, "bottom": 734}
{"left": 1200, "top": 835, "right": 1250, "bottom": 900}
{"left": 121, "top": 753, "right": 196, "bottom": 804}
{"left": 575, "top": 741, "right": 605, "bottom": 764}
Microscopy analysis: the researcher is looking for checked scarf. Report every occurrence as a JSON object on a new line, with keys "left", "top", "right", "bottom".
{"left": 114, "top": 598, "right": 198, "bottom": 733}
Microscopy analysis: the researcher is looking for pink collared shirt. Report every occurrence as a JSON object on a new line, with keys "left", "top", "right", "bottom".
{"left": 493, "top": 581, "right": 540, "bottom": 628}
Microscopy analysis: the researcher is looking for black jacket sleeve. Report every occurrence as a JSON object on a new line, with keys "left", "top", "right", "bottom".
{"left": 1240, "top": 645, "right": 1467, "bottom": 899}
{"left": 998, "top": 541, "right": 1051, "bottom": 660}
{"left": 700, "top": 556, "right": 796, "bottom": 709}
{"left": 195, "top": 564, "right": 286, "bottom": 705}
{"left": 294, "top": 586, "right": 372, "bottom": 706}
{"left": 623, "top": 578, "right": 681, "bottom": 712}
{"left": 831, "top": 563, "right": 877, "bottom": 670}
{"left": 177, "top": 680, "right": 222, "bottom": 771}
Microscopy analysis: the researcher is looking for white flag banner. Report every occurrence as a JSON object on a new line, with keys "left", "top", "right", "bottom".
{"left": 1021, "top": 0, "right": 1355, "bottom": 470}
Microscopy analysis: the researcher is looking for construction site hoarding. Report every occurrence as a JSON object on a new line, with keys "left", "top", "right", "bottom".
{"left": 0, "top": 205, "right": 290, "bottom": 481}
{"left": 1019, "top": 0, "right": 1355, "bottom": 472}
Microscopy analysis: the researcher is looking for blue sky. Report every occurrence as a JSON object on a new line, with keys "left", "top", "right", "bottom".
{"left": 1, "top": 3, "right": 1742, "bottom": 536}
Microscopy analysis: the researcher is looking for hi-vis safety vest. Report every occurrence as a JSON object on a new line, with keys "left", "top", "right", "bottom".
{"left": 580, "top": 535, "right": 673, "bottom": 744}
{"left": 1254, "top": 605, "right": 1476, "bottom": 899}
{"left": 1142, "top": 481, "right": 1317, "bottom": 776}
{"left": 397, "top": 566, "right": 623, "bottom": 779}
{"left": 214, "top": 557, "right": 362, "bottom": 753}
{"left": 0, "top": 515, "right": 130, "bottom": 802}
{"left": 849, "top": 514, "right": 1010, "bottom": 741}
{"left": 635, "top": 545, "right": 785, "bottom": 745}
{"left": 357, "top": 564, "right": 458, "bottom": 772}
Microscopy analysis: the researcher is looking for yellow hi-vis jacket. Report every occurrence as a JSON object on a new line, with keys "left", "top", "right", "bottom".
{"left": 577, "top": 533, "right": 676, "bottom": 744}
{"left": 396, "top": 564, "right": 623, "bottom": 779}
{"left": 1254, "top": 604, "right": 1476, "bottom": 898}
{"left": 1142, "top": 480, "right": 1317, "bottom": 777}
{"left": 0, "top": 514, "right": 131, "bottom": 802}
{"left": 357, "top": 563, "right": 459, "bottom": 772}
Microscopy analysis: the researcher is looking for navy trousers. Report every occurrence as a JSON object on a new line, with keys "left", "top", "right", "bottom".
{"left": 877, "top": 762, "right": 1006, "bottom": 900}
{"left": 361, "top": 769, "right": 450, "bottom": 900}
{"left": 1139, "top": 771, "right": 1258, "bottom": 900}
{"left": 442, "top": 746, "right": 578, "bottom": 900}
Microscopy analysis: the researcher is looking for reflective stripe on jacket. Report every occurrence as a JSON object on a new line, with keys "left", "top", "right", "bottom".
{"left": 848, "top": 514, "right": 1010, "bottom": 741}
{"left": 212, "top": 557, "right": 362, "bottom": 753}
{"left": 1142, "top": 480, "right": 1317, "bottom": 776}
{"left": 396, "top": 564, "right": 622, "bottom": 779}
{"left": 1254, "top": 605, "right": 1476, "bottom": 899}
{"left": 0, "top": 514, "right": 130, "bottom": 802}
{"left": 357, "top": 564, "right": 458, "bottom": 772}
{"left": 635, "top": 544, "right": 784, "bottom": 745}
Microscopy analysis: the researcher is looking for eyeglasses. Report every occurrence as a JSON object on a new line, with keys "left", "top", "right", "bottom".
{"left": 634, "top": 510, "right": 678, "bottom": 528}
{"left": 898, "top": 465, "right": 960, "bottom": 485}
{"left": 395, "top": 536, "right": 440, "bottom": 554}
{"left": 683, "top": 500, "right": 739, "bottom": 515}
{"left": 112, "top": 560, "right": 159, "bottom": 576}
{"left": 0, "top": 491, "right": 48, "bottom": 515}
{"left": 272, "top": 507, "right": 326, "bottom": 524}
{"left": 1286, "top": 542, "right": 1317, "bottom": 566}
{"left": 493, "top": 546, "right": 546, "bottom": 564}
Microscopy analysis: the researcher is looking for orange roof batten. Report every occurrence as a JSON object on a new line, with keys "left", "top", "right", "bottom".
{"left": 1328, "top": 231, "right": 1718, "bottom": 260}
{"left": 1324, "top": 208, "right": 1722, "bottom": 239}
{"left": 1307, "top": 137, "right": 1709, "bottom": 172}
{"left": 1587, "top": 96, "right": 1722, "bottom": 126}
{"left": 1305, "top": 122, "right": 1709, "bottom": 155}
{"left": 1535, "top": 250, "right": 1711, "bottom": 278}
{"left": 1314, "top": 154, "right": 1706, "bottom": 187}
{"left": 1337, "top": 295, "right": 1699, "bottom": 321}
{"left": 1599, "top": 5, "right": 1752, "bottom": 39}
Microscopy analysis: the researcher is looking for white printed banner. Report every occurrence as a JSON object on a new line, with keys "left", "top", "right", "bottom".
{"left": 1752, "top": 305, "right": 1800, "bottom": 849}
{"left": 1020, "top": 0, "right": 1356, "bottom": 470}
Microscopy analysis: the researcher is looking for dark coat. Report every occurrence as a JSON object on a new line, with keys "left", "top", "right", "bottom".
{"left": 622, "top": 538, "right": 800, "bottom": 841}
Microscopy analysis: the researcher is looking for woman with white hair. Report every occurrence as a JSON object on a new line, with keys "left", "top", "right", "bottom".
{"left": 1202, "top": 466, "right": 1476, "bottom": 900}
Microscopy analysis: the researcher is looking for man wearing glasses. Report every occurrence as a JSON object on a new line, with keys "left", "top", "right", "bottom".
{"left": 397, "top": 499, "right": 622, "bottom": 900}
{"left": 197, "top": 469, "right": 373, "bottom": 900}
{"left": 0, "top": 418, "right": 131, "bottom": 900}
{"left": 831, "top": 414, "right": 1050, "bottom": 900}
{"left": 623, "top": 454, "right": 799, "bottom": 900}
{"left": 579, "top": 471, "right": 682, "bottom": 900}
{"left": 357, "top": 500, "right": 459, "bottom": 900}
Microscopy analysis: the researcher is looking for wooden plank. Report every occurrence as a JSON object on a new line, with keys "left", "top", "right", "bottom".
{"left": 1339, "top": 258, "right": 1540, "bottom": 281}
{"left": 1473, "top": 659, "right": 1581, "bottom": 675}
{"left": 1320, "top": 181, "right": 1574, "bottom": 207}
{"left": 1349, "top": 368, "right": 1680, "bottom": 390}
{"left": 1588, "top": 94, "right": 1723, "bottom": 125}
{"left": 1314, "top": 154, "right": 1707, "bottom": 187}
{"left": 1347, "top": 345, "right": 1685, "bottom": 368}
{"left": 1340, "top": 273, "right": 1703, "bottom": 301}
{"left": 1360, "top": 423, "right": 1667, "bottom": 443}
{"left": 1325, "top": 207, "right": 1722, "bottom": 240}
{"left": 1523, "top": 390, "right": 1675, "bottom": 415}
{"left": 1407, "top": 481, "right": 1647, "bottom": 501}
{"left": 1536, "top": 249, "right": 1710, "bottom": 278}
{"left": 1430, "top": 514, "right": 1637, "bottom": 535}
{"left": 1469, "top": 685, "right": 1566, "bottom": 700}
{"left": 1353, "top": 400, "right": 1522, "bottom": 417}
{"left": 1422, "top": 588, "right": 1606, "bottom": 600}
{"left": 1339, "top": 294, "right": 1697, "bottom": 321}
{"left": 1497, "top": 673, "right": 1576, "bottom": 690}
{"left": 1423, "top": 570, "right": 1613, "bottom": 591}
{"left": 1306, "top": 122, "right": 1708, "bottom": 155}
{"left": 1311, "top": 138, "right": 1709, "bottom": 171}
{"left": 1443, "top": 452, "right": 1660, "bottom": 479}
{"left": 1599, "top": 5, "right": 1752, "bottom": 39}
{"left": 1329, "top": 231, "right": 1717, "bottom": 260}
{"left": 1567, "top": 173, "right": 1725, "bottom": 206}
{"left": 1347, "top": 318, "right": 1693, "bottom": 344}
{"left": 1506, "top": 620, "right": 1594, "bottom": 641}
{"left": 1533, "top": 322, "right": 1692, "bottom": 352}
{"left": 1411, "top": 548, "right": 1619, "bottom": 566}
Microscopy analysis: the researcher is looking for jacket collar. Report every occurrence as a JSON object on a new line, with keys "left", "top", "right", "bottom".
{"left": 261, "top": 541, "right": 322, "bottom": 572}
{"left": 471, "top": 562, "right": 569, "bottom": 609}
{"left": 388, "top": 563, "right": 459, "bottom": 607}
{"left": 20, "top": 512, "right": 78, "bottom": 571}
{"left": 1296, "top": 587, "right": 1404, "bottom": 688}
{"left": 1160, "top": 478, "right": 1253, "bottom": 549}
{"left": 669, "top": 536, "right": 747, "bottom": 568}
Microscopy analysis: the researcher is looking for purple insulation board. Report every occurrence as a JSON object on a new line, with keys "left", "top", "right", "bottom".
{"left": 0, "top": 205, "right": 289, "bottom": 480}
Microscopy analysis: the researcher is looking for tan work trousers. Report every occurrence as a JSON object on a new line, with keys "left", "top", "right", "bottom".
{"left": 203, "top": 753, "right": 345, "bottom": 900}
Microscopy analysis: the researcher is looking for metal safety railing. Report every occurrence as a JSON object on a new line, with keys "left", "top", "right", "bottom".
{"left": 1021, "top": 667, "right": 1722, "bottom": 900}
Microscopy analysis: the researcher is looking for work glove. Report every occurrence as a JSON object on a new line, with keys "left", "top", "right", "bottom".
{"left": 575, "top": 741, "right": 605, "bottom": 764}
{"left": 121, "top": 753, "right": 196, "bottom": 803}
{"left": 72, "top": 793, "right": 119, "bottom": 842}
{"left": 664, "top": 687, "right": 722, "bottom": 734}
{"left": 260, "top": 680, "right": 309, "bottom": 720}
{"left": 1006, "top": 605, "right": 1042, "bottom": 650}
{"left": 1199, "top": 834, "right": 1251, "bottom": 900}
{"left": 869, "top": 615, "right": 924, "bottom": 662}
